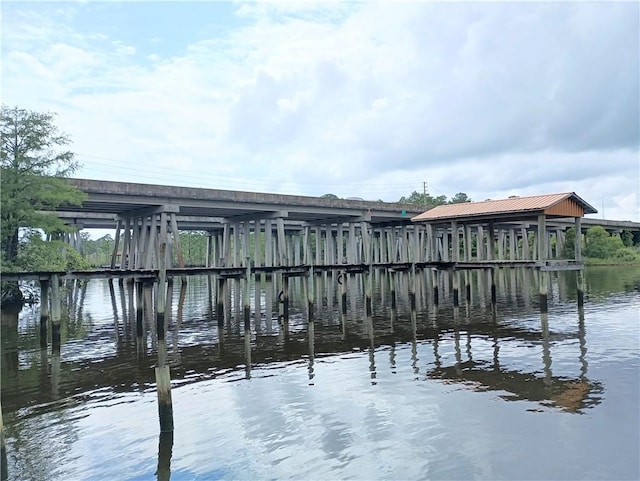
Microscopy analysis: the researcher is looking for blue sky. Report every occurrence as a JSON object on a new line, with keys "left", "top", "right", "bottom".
{"left": 2, "top": 1, "right": 639, "bottom": 221}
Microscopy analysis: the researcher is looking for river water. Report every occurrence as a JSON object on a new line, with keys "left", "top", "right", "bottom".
{"left": 1, "top": 266, "right": 639, "bottom": 480}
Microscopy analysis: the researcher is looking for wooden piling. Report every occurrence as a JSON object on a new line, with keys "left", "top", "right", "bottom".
{"left": 243, "top": 262, "right": 251, "bottom": 331}
{"left": 51, "top": 274, "right": 61, "bottom": 349}
{"left": 300, "top": 312, "right": 313, "bottom": 385}
{"left": 244, "top": 330, "right": 252, "bottom": 379}
{"left": 339, "top": 271, "right": 347, "bottom": 316}
{"left": 39, "top": 279, "right": 50, "bottom": 349}
{"left": 155, "top": 365, "right": 174, "bottom": 432}
{"left": 307, "top": 267, "right": 315, "bottom": 321}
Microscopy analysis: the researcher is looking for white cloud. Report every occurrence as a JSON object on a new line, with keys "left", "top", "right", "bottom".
{"left": 1, "top": 1, "right": 638, "bottom": 219}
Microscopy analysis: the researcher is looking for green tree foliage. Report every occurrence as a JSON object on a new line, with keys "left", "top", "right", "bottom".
{"left": 11, "top": 231, "right": 90, "bottom": 271}
{"left": 562, "top": 227, "right": 577, "bottom": 258}
{"left": 321, "top": 193, "right": 339, "bottom": 199}
{"left": 449, "top": 192, "right": 472, "bottom": 204}
{"left": 1, "top": 105, "right": 86, "bottom": 264}
{"left": 584, "top": 226, "right": 625, "bottom": 259}
{"left": 399, "top": 190, "right": 471, "bottom": 207}
{"left": 399, "top": 191, "right": 448, "bottom": 207}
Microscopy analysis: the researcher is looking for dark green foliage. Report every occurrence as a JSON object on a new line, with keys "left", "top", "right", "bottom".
{"left": 7, "top": 232, "right": 90, "bottom": 271}
{"left": 1, "top": 105, "right": 86, "bottom": 265}
{"left": 562, "top": 227, "right": 577, "bottom": 258}
{"left": 449, "top": 192, "right": 472, "bottom": 204}
{"left": 399, "top": 191, "right": 448, "bottom": 207}
{"left": 399, "top": 190, "right": 471, "bottom": 207}
{"left": 584, "top": 226, "right": 625, "bottom": 259}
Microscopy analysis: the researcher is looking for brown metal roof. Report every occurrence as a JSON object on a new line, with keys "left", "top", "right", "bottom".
{"left": 411, "top": 192, "right": 597, "bottom": 222}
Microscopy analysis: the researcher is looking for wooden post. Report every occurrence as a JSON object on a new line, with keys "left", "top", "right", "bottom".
{"left": 243, "top": 262, "right": 251, "bottom": 331}
{"left": 451, "top": 221, "right": 460, "bottom": 307}
{"left": 575, "top": 217, "right": 585, "bottom": 311}
{"left": 574, "top": 217, "right": 583, "bottom": 262}
{"left": 155, "top": 365, "right": 174, "bottom": 432}
{"left": 156, "top": 213, "right": 168, "bottom": 340}
{"left": 51, "top": 274, "right": 61, "bottom": 349}
{"left": 39, "top": 279, "right": 50, "bottom": 348}
{"left": 307, "top": 266, "right": 315, "bottom": 321}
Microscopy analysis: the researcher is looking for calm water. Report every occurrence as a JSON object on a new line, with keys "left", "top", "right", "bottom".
{"left": 1, "top": 266, "right": 639, "bottom": 480}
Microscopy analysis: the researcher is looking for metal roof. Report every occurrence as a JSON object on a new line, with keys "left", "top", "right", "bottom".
{"left": 411, "top": 192, "right": 598, "bottom": 222}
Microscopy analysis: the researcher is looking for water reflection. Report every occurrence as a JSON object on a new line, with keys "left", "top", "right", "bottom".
{"left": 1, "top": 266, "right": 639, "bottom": 480}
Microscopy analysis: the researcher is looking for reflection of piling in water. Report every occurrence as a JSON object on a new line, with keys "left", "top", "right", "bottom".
{"left": 244, "top": 330, "right": 252, "bottom": 379}
{"left": 156, "top": 431, "right": 173, "bottom": 481}
{"left": 431, "top": 269, "right": 439, "bottom": 306}
{"left": 539, "top": 271, "right": 549, "bottom": 314}
{"left": 216, "top": 277, "right": 225, "bottom": 328}
{"left": 308, "top": 320, "right": 315, "bottom": 385}
{"left": 135, "top": 282, "right": 144, "bottom": 339}
{"left": 1, "top": 401, "right": 7, "bottom": 481}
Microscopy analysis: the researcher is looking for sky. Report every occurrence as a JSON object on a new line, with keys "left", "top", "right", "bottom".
{"left": 2, "top": 0, "right": 639, "bottom": 221}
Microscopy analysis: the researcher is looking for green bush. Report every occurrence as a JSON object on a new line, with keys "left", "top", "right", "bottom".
{"left": 12, "top": 237, "right": 90, "bottom": 271}
{"left": 584, "top": 226, "right": 625, "bottom": 259}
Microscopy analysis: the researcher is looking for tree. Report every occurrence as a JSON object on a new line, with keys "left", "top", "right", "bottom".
{"left": 1, "top": 105, "right": 86, "bottom": 264}
{"left": 321, "top": 193, "right": 339, "bottom": 199}
{"left": 449, "top": 192, "right": 472, "bottom": 204}
{"left": 584, "top": 226, "right": 624, "bottom": 259}
{"left": 399, "top": 191, "right": 448, "bottom": 207}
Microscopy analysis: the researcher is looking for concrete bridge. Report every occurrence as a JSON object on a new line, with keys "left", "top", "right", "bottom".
{"left": 50, "top": 179, "right": 638, "bottom": 274}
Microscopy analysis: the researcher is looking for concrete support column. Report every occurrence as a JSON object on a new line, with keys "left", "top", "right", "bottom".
{"left": 276, "top": 217, "right": 287, "bottom": 266}
{"left": 537, "top": 214, "right": 547, "bottom": 262}
{"left": 555, "top": 228, "right": 564, "bottom": 259}
{"left": 520, "top": 228, "right": 529, "bottom": 260}
{"left": 348, "top": 223, "right": 357, "bottom": 264}
{"left": 487, "top": 223, "right": 495, "bottom": 261}
{"left": 314, "top": 227, "right": 322, "bottom": 266}
{"left": 265, "top": 220, "right": 273, "bottom": 267}
{"left": 451, "top": 221, "right": 460, "bottom": 307}
{"left": 509, "top": 228, "right": 517, "bottom": 261}
{"left": 337, "top": 224, "right": 344, "bottom": 264}
{"left": 477, "top": 226, "right": 485, "bottom": 260}
{"left": 303, "top": 226, "right": 311, "bottom": 265}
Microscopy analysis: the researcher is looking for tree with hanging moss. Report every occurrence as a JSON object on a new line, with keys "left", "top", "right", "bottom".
{"left": 1, "top": 106, "right": 87, "bottom": 304}
{"left": 1, "top": 105, "right": 86, "bottom": 264}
